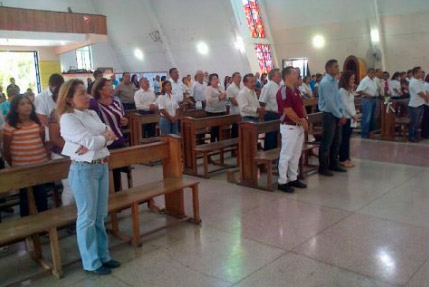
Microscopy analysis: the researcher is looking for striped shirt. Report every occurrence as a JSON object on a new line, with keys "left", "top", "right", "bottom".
{"left": 3, "top": 122, "right": 48, "bottom": 167}
{"left": 89, "top": 99, "right": 125, "bottom": 149}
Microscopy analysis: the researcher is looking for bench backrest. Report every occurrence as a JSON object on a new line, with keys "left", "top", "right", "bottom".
{"left": 0, "top": 136, "right": 179, "bottom": 195}
{"left": 182, "top": 114, "right": 240, "bottom": 172}
{"left": 129, "top": 112, "right": 160, "bottom": 146}
{"left": 308, "top": 112, "right": 323, "bottom": 124}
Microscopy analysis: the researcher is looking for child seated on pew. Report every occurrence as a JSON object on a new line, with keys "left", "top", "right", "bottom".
{"left": 2, "top": 94, "right": 49, "bottom": 217}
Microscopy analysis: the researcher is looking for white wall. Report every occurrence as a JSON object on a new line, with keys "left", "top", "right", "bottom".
{"left": 271, "top": 11, "right": 429, "bottom": 74}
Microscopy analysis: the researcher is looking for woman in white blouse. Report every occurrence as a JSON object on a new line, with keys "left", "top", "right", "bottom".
{"left": 338, "top": 71, "right": 359, "bottom": 168}
{"left": 157, "top": 80, "right": 180, "bottom": 135}
{"left": 57, "top": 79, "right": 120, "bottom": 275}
{"left": 204, "top": 73, "right": 227, "bottom": 142}
{"left": 389, "top": 72, "right": 403, "bottom": 98}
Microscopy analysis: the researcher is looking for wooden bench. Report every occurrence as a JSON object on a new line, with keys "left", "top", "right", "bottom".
{"left": 254, "top": 147, "right": 280, "bottom": 190}
{"left": 129, "top": 112, "right": 160, "bottom": 146}
{"left": 0, "top": 136, "right": 200, "bottom": 283}
{"left": 238, "top": 120, "right": 280, "bottom": 191}
{"left": 194, "top": 138, "right": 239, "bottom": 178}
{"left": 183, "top": 114, "right": 241, "bottom": 178}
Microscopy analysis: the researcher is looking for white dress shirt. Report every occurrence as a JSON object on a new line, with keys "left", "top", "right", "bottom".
{"left": 299, "top": 83, "right": 313, "bottom": 98}
{"left": 170, "top": 78, "right": 184, "bottom": 102}
{"left": 409, "top": 77, "right": 426, "bottom": 107}
{"left": 424, "top": 82, "right": 429, "bottom": 106}
{"left": 134, "top": 88, "right": 157, "bottom": 111}
{"left": 339, "top": 88, "right": 357, "bottom": 119}
{"left": 191, "top": 81, "right": 206, "bottom": 102}
{"left": 60, "top": 109, "right": 110, "bottom": 161}
{"left": 375, "top": 77, "right": 385, "bottom": 97}
{"left": 237, "top": 87, "right": 260, "bottom": 118}
{"left": 226, "top": 83, "right": 241, "bottom": 115}
{"left": 204, "top": 86, "right": 227, "bottom": 113}
{"left": 259, "top": 80, "right": 280, "bottom": 112}
{"left": 389, "top": 80, "right": 401, "bottom": 97}
{"left": 357, "top": 76, "right": 378, "bottom": 97}
{"left": 157, "top": 93, "right": 179, "bottom": 117}
{"left": 35, "top": 88, "right": 56, "bottom": 116}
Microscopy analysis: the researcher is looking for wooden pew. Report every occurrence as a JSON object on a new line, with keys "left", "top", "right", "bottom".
{"left": 0, "top": 136, "right": 200, "bottom": 282}
{"left": 129, "top": 112, "right": 160, "bottom": 146}
{"left": 238, "top": 120, "right": 280, "bottom": 191}
{"left": 182, "top": 114, "right": 240, "bottom": 178}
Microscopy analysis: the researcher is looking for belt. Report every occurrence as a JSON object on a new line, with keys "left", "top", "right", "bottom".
{"left": 72, "top": 157, "right": 109, "bottom": 165}
{"left": 281, "top": 122, "right": 299, "bottom": 126}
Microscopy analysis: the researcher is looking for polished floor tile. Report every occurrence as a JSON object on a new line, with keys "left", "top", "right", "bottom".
{"left": 161, "top": 225, "right": 285, "bottom": 283}
{"left": 295, "top": 213, "right": 429, "bottom": 285}
{"left": 209, "top": 197, "right": 350, "bottom": 250}
{"left": 359, "top": 171, "right": 429, "bottom": 229}
{"left": 2, "top": 147, "right": 429, "bottom": 287}
{"left": 235, "top": 253, "right": 394, "bottom": 287}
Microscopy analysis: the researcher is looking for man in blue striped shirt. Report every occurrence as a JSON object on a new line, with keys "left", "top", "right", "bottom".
{"left": 318, "top": 59, "right": 347, "bottom": 176}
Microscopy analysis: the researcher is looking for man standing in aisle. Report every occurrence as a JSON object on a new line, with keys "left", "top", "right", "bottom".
{"left": 318, "top": 59, "right": 347, "bottom": 176}
{"left": 260, "top": 68, "right": 281, "bottom": 150}
{"left": 276, "top": 66, "right": 308, "bottom": 193}
{"left": 169, "top": 67, "right": 184, "bottom": 102}
{"left": 408, "top": 66, "right": 429, "bottom": 142}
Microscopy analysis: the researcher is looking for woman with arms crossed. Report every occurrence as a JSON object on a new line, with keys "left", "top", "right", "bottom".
{"left": 57, "top": 79, "right": 120, "bottom": 275}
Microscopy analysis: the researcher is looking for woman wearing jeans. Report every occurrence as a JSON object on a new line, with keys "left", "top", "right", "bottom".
{"left": 57, "top": 79, "right": 120, "bottom": 275}
{"left": 157, "top": 80, "right": 180, "bottom": 135}
{"left": 338, "top": 71, "right": 359, "bottom": 168}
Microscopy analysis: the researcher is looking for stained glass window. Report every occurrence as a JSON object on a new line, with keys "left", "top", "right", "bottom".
{"left": 242, "top": 0, "right": 265, "bottom": 38}
{"left": 254, "top": 44, "right": 272, "bottom": 73}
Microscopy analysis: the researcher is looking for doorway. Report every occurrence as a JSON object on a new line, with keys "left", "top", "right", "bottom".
{"left": 0, "top": 51, "right": 41, "bottom": 94}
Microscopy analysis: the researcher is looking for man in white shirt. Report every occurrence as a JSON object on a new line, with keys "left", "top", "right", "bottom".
{"left": 408, "top": 66, "right": 429, "bottom": 142}
{"left": 226, "top": 72, "right": 242, "bottom": 138}
{"left": 134, "top": 78, "right": 157, "bottom": 137}
{"left": 35, "top": 73, "right": 65, "bottom": 126}
{"left": 190, "top": 70, "right": 206, "bottom": 105}
{"left": 259, "top": 68, "right": 281, "bottom": 150}
{"left": 169, "top": 67, "right": 184, "bottom": 102}
{"left": 237, "top": 74, "right": 265, "bottom": 122}
{"left": 356, "top": 68, "right": 378, "bottom": 138}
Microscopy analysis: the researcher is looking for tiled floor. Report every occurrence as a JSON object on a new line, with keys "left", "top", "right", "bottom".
{"left": 1, "top": 139, "right": 429, "bottom": 286}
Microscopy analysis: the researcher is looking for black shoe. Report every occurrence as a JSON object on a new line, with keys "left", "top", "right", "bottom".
{"left": 329, "top": 166, "right": 347, "bottom": 173}
{"left": 103, "top": 260, "right": 121, "bottom": 269}
{"left": 289, "top": 180, "right": 307, "bottom": 189}
{"left": 87, "top": 266, "right": 112, "bottom": 275}
{"left": 318, "top": 169, "right": 334, "bottom": 177}
{"left": 278, "top": 183, "right": 295, "bottom": 193}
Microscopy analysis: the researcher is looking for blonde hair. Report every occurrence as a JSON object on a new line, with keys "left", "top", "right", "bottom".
{"left": 56, "top": 79, "right": 85, "bottom": 119}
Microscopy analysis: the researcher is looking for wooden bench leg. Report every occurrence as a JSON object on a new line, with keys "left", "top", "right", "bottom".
{"left": 190, "top": 185, "right": 201, "bottom": 224}
{"left": 48, "top": 228, "right": 63, "bottom": 279}
{"left": 131, "top": 203, "right": 142, "bottom": 247}
{"left": 203, "top": 153, "right": 209, "bottom": 178}
{"left": 220, "top": 148, "right": 224, "bottom": 165}
{"left": 266, "top": 161, "right": 273, "bottom": 190}
{"left": 27, "top": 235, "right": 42, "bottom": 260}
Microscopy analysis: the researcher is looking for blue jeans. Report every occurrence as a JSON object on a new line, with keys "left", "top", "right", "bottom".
{"left": 408, "top": 106, "right": 424, "bottom": 140}
{"left": 159, "top": 117, "right": 178, "bottom": 135}
{"left": 361, "top": 97, "right": 377, "bottom": 138}
{"left": 68, "top": 162, "right": 111, "bottom": 271}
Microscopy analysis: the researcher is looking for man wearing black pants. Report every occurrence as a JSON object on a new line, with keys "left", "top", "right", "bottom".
{"left": 259, "top": 68, "right": 281, "bottom": 150}
{"left": 317, "top": 59, "right": 347, "bottom": 176}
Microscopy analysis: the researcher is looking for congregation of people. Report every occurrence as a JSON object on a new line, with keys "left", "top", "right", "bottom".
{"left": 1, "top": 58, "right": 429, "bottom": 275}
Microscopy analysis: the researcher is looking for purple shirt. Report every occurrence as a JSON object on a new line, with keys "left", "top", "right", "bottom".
{"left": 89, "top": 98, "right": 126, "bottom": 149}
